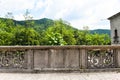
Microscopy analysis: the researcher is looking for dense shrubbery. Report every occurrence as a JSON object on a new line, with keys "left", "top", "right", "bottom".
{"left": 0, "top": 18, "right": 110, "bottom": 45}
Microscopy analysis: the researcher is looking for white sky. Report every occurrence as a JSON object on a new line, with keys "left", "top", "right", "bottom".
{"left": 0, "top": 0, "right": 120, "bottom": 30}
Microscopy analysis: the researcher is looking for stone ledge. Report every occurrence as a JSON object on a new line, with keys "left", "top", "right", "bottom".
{"left": 33, "top": 68, "right": 120, "bottom": 73}
{"left": 0, "top": 68, "right": 120, "bottom": 73}
{"left": 0, "top": 45, "right": 120, "bottom": 50}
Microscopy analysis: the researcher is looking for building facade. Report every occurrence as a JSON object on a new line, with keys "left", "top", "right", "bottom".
{"left": 108, "top": 12, "right": 120, "bottom": 45}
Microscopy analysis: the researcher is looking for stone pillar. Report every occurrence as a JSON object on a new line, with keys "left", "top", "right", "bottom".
{"left": 26, "top": 50, "right": 34, "bottom": 70}
{"left": 116, "top": 49, "right": 120, "bottom": 68}
{"left": 80, "top": 49, "right": 87, "bottom": 69}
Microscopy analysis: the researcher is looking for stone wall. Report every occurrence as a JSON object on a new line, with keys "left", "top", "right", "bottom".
{"left": 109, "top": 15, "right": 120, "bottom": 44}
{"left": 0, "top": 46, "right": 120, "bottom": 72}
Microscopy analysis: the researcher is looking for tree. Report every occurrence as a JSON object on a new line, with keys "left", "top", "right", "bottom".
{"left": 46, "top": 32, "right": 66, "bottom": 45}
{"left": 23, "top": 9, "right": 34, "bottom": 28}
{"left": 0, "top": 31, "right": 13, "bottom": 45}
{"left": 41, "top": 19, "right": 76, "bottom": 45}
{"left": 12, "top": 27, "right": 40, "bottom": 45}
{"left": 74, "top": 29, "right": 110, "bottom": 45}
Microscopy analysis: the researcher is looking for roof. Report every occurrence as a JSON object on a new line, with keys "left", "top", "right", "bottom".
{"left": 108, "top": 12, "right": 120, "bottom": 20}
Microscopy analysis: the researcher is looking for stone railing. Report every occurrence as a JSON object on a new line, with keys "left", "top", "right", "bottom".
{"left": 0, "top": 45, "right": 120, "bottom": 73}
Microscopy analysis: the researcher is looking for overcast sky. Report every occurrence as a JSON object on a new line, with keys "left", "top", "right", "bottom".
{"left": 0, "top": 0, "right": 120, "bottom": 30}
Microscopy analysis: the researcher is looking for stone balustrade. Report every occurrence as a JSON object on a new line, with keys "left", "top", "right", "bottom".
{"left": 0, "top": 45, "right": 120, "bottom": 72}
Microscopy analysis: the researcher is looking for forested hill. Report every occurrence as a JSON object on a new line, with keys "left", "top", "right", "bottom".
{"left": 0, "top": 17, "right": 110, "bottom": 35}
{"left": 0, "top": 17, "right": 111, "bottom": 45}
{"left": 16, "top": 18, "right": 111, "bottom": 35}
{"left": 15, "top": 18, "right": 54, "bottom": 30}
{"left": 16, "top": 19, "right": 111, "bottom": 36}
{"left": 90, "top": 29, "right": 110, "bottom": 36}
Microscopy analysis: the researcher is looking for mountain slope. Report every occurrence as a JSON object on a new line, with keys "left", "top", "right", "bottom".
{"left": 90, "top": 29, "right": 111, "bottom": 36}
{"left": 0, "top": 18, "right": 110, "bottom": 35}
{"left": 15, "top": 18, "right": 54, "bottom": 30}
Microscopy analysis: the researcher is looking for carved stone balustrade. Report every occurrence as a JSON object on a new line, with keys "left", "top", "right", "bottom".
{"left": 0, "top": 45, "right": 119, "bottom": 72}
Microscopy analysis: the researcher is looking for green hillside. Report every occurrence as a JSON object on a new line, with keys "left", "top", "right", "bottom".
{"left": 16, "top": 19, "right": 111, "bottom": 36}
{"left": 0, "top": 17, "right": 111, "bottom": 45}
{"left": 90, "top": 29, "right": 111, "bottom": 36}
{"left": 0, "top": 17, "right": 111, "bottom": 35}
{"left": 15, "top": 18, "right": 54, "bottom": 30}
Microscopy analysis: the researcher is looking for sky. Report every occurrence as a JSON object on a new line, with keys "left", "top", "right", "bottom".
{"left": 0, "top": 0, "right": 120, "bottom": 30}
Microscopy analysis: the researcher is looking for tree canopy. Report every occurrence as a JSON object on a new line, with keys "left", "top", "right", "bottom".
{"left": 0, "top": 16, "right": 110, "bottom": 45}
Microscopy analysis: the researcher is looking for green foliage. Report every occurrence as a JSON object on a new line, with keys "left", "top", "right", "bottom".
{"left": 85, "top": 33, "right": 110, "bottom": 45}
{"left": 90, "top": 29, "right": 110, "bottom": 36}
{"left": 23, "top": 10, "right": 34, "bottom": 28}
{"left": 0, "top": 17, "right": 111, "bottom": 45}
{"left": 12, "top": 27, "right": 40, "bottom": 45}
{"left": 42, "top": 19, "right": 76, "bottom": 45}
{"left": 0, "top": 18, "right": 40, "bottom": 45}
{"left": 0, "top": 31, "right": 13, "bottom": 45}
{"left": 46, "top": 32, "right": 66, "bottom": 45}
{"left": 74, "top": 29, "right": 110, "bottom": 45}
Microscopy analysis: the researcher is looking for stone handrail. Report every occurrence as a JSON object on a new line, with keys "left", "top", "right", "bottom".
{"left": 0, "top": 45, "right": 120, "bottom": 49}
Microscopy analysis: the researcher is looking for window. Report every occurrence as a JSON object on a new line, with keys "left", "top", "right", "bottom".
{"left": 114, "top": 29, "right": 119, "bottom": 43}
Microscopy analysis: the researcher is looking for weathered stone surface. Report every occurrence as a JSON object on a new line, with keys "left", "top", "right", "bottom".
{"left": 26, "top": 50, "right": 34, "bottom": 69}
{"left": 34, "top": 50, "right": 49, "bottom": 69}
{"left": 49, "top": 49, "right": 64, "bottom": 68}
{"left": 0, "top": 46, "right": 119, "bottom": 72}
{"left": 109, "top": 12, "right": 120, "bottom": 44}
{"left": 64, "top": 49, "right": 79, "bottom": 68}
{"left": 116, "top": 49, "right": 120, "bottom": 67}
{"left": 80, "top": 49, "right": 87, "bottom": 69}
